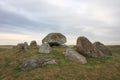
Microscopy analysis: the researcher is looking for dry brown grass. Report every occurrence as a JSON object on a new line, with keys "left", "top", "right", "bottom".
{"left": 0, "top": 45, "right": 120, "bottom": 80}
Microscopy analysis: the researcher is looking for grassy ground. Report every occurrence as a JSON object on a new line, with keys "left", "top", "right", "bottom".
{"left": 0, "top": 45, "right": 120, "bottom": 80}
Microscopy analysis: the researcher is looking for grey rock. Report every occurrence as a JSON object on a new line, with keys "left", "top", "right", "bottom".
{"left": 20, "top": 58, "right": 57, "bottom": 70}
{"left": 93, "top": 42, "right": 112, "bottom": 57}
{"left": 64, "top": 49, "right": 87, "bottom": 64}
{"left": 39, "top": 43, "right": 51, "bottom": 53}
{"left": 24, "top": 42, "right": 29, "bottom": 50}
{"left": 42, "top": 33, "right": 67, "bottom": 47}
{"left": 30, "top": 40, "right": 37, "bottom": 47}
{"left": 76, "top": 36, "right": 99, "bottom": 57}
{"left": 17, "top": 42, "right": 28, "bottom": 51}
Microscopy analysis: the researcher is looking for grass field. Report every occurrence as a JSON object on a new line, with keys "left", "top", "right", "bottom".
{"left": 0, "top": 45, "right": 120, "bottom": 80}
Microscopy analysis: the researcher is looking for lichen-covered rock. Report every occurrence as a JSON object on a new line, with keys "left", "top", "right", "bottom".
{"left": 17, "top": 42, "right": 28, "bottom": 51}
{"left": 64, "top": 49, "right": 87, "bottom": 64}
{"left": 39, "top": 43, "right": 51, "bottom": 53}
{"left": 42, "top": 33, "right": 67, "bottom": 47}
{"left": 30, "top": 40, "right": 37, "bottom": 47}
{"left": 93, "top": 42, "right": 112, "bottom": 57}
{"left": 76, "top": 36, "right": 98, "bottom": 57}
{"left": 20, "top": 58, "right": 57, "bottom": 70}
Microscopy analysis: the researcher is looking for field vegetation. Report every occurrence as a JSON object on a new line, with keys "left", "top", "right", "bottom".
{"left": 0, "top": 45, "right": 120, "bottom": 80}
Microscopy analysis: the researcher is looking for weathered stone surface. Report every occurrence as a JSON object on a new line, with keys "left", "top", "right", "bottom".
{"left": 93, "top": 42, "right": 112, "bottom": 57}
{"left": 76, "top": 36, "right": 98, "bottom": 57}
{"left": 64, "top": 49, "right": 87, "bottom": 64}
{"left": 24, "top": 42, "right": 29, "bottom": 50}
{"left": 20, "top": 58, "right": 57, "bottom": 70}
{"left": 30, "top": 40, "right": 37, "bottom": 47}
{"left": 39, "top": 43, "right": 51, "bottom": 53}
{"left": 17, "top": 42, "right": 28, "bottom": 51}
{"left": 42, "top": 33, "right": 67, "bottom": 47}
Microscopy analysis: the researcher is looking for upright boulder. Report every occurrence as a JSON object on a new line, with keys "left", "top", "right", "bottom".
{"left": 39, "top": 43, "right": 51, "bottom": 54}
{"left": 30, "top": 40, "right": 37, "bottom": 47}
{"left": 64, "top": 49, "right": 87, "bottom": 64}
{"left": 42, "top": 33, "right": 67, "bottom": 47}
{"left": 24, "top": 42, "right": 29, "bottom": 50}
{"left": 76, "top": 36, "right": 98, "bottom": 57}
{"left": 93, "top": 42, "right": 112, "bottom": 57}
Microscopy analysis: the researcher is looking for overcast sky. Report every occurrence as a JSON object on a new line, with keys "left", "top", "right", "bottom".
{"left": 0, "top": 0, "right": 120, "bottom": 45}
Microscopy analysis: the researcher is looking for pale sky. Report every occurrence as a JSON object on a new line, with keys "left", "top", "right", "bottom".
{"left": 0, "top": 0, "right": 120, "bottom": 45}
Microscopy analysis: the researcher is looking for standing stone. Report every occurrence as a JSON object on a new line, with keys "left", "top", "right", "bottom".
{"left": 93, "top": 42, "right": 112, "bottom": 57}
{"left": 76, "top": 36, "right": 99, "bottom": 57}
{"left": 20, "top": 58, "right": 57, "bottom": 70}
{"left": 39, "top": 43, "right": 51, "bottom": 53}
{"left": 42, "top": 33, "right": 67, "bottom": 47}
{"left": 64, "top": 49, "right": 87, "bottom": 64}
{"left": 24, "top": 42, "right": 29, "bottom": 50}
{"left": 30, "top": 40, "right": 37, "bottom": 47}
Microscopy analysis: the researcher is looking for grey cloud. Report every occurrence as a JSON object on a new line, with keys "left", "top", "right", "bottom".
{"left": 0, "top": 0, "right": 120, "bottom": 45}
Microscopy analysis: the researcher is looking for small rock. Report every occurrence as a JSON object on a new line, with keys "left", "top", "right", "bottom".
{"left": 20, "top": 58, "right": 57, "bottom": 70}
{"left": 17, "top": 42, "right": 28, "bottom": 51}
{"left": 39, "top": 43, "right": 51, "bottom": 53}
{"left": 30, "top": 40, "right": 37, "bottom": 47}
{"left": 24, "top": 42, "right": 29, "bottom": 50}
{"left": 64, "top": 48, "right": 87, "bottom": 64}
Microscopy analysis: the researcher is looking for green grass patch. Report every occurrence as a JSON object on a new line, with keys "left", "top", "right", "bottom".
{"left": 51, "top": 50, "right": 64, "bottom": 59}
